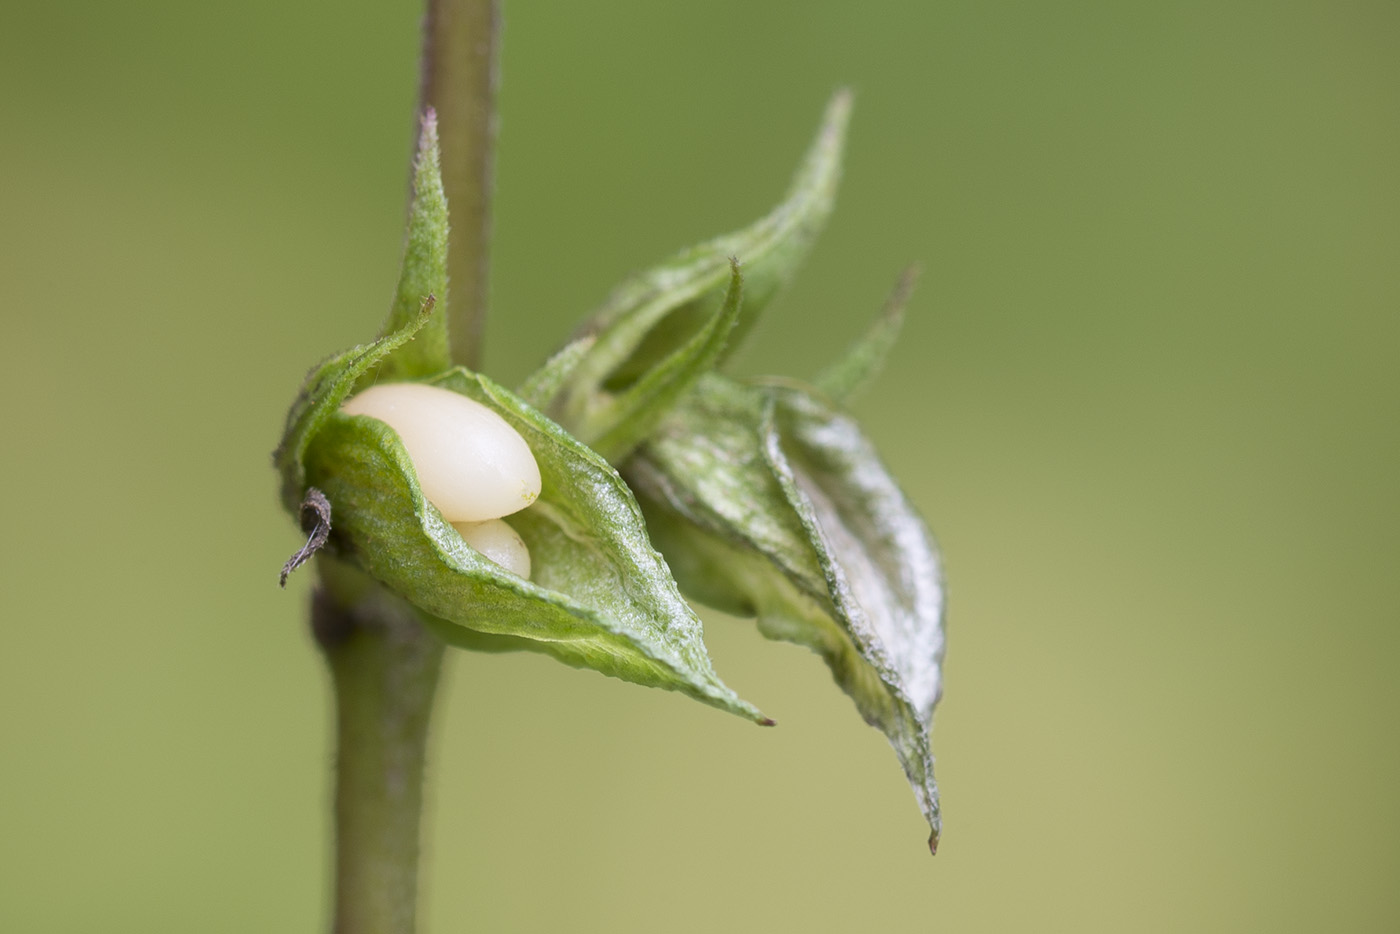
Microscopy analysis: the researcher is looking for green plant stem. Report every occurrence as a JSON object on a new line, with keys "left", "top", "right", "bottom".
{"left": 316, "top": 567, "right": 446, "bottom": 934}
{"left": 311, "top": 7, "right": 498, "bottom": 930}
{"left": 419, "top": 0, "right": 500, "bottom": 369}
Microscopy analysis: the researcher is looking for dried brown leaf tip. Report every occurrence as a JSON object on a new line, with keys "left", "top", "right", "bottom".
{"left": 280, "top": 487, "right": 331, "bottom": 587}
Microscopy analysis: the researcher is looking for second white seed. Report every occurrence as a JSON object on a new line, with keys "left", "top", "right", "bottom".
{"left": 451, "top": 518, "right": 532, "bottom": 579}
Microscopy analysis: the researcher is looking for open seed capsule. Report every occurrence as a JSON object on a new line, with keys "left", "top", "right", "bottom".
{"left": 450, "top": 518, "right": 532, "bottom": 579}
{"left": 340, "top": 382, "right": 542, "bottom": 522}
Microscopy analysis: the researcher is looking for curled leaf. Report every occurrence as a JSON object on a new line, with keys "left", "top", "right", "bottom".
{"left": 301, "top": 367, "right": 766, "bottom": 723}
{"left": 543, "top": 91, "right": 852, "bottom": 427}
{"left": 582, "top": 259, "right": 744, "bottom": 462}
{"left": 626, "top": 373, "right": 946, "bottom": 849}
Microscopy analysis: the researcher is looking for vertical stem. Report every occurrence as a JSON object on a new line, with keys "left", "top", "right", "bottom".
{"left": 419, "top": 0, "right": 500, "bottom": 369}
{"left": 313, "top": 5, "right": 501, "bottom": 930}
{"left": 316, "top": 578, "right": 446, "bottom": 934}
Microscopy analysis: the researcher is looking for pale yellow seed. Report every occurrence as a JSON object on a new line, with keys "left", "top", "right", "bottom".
{"left": 451, "top": 518, "right": 532, "bottom": 580}
{"left": 341, "top": 382, "right": 542, "bottom": 522}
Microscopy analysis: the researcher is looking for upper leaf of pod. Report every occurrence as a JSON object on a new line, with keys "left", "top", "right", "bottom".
{"left": 374, "top": 109, "right": 452, "bottom": 382}
{"left": 534, "top": 91, "right": 852, "bottom": 450}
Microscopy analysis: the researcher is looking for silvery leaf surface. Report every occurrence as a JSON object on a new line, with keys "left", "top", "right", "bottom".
{"left": 627, "top": 373, "right": 946, "bottom": 849}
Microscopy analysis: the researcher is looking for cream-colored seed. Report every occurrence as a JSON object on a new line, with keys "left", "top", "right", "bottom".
{"left": 451, "top": 518, "right": 532, "bottom": 580}
{"left": 340, "top": 382, "right": 542, "bottom": 522}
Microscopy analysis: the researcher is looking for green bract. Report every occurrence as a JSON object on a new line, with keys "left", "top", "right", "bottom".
{"left": 275, "top": 112, "right": 763, "bottom": 723}
{"left": 277, "top": 94, "right": 947, "bottom": 850}
{"left": 538, "top": 91, "right": 851, "bottom": 451}
{"left": 624, "top": 374, "right": 945, "bottom": 850}
{"left": 304, "top": 371, "right": 764, "bottom": 722}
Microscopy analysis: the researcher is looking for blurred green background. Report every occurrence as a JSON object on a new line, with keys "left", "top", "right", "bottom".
{"left": 2, "top": 0, "right": 1397, "bottom": 930}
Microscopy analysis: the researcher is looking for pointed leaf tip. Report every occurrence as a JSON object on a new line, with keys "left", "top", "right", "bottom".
{"left": 788, "top": 89, "right": 852, "bottom": 200}
{"left": 374, "top": 110, "right": 451, "bottom": 381}
{"left": 815, "top": 265, "right": 919, "bottom": 404}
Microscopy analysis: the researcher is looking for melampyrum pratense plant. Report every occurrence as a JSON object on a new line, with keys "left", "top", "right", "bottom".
{"left": 274, "top": 3, "right": 945, "bottom": 929}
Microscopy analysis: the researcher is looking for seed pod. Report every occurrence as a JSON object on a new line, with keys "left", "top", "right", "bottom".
{"left": 340, "top": 382, "right": 542, "bottom": 522}
{"left": 451, "top": 518, "right": 532, "bottom": 580}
